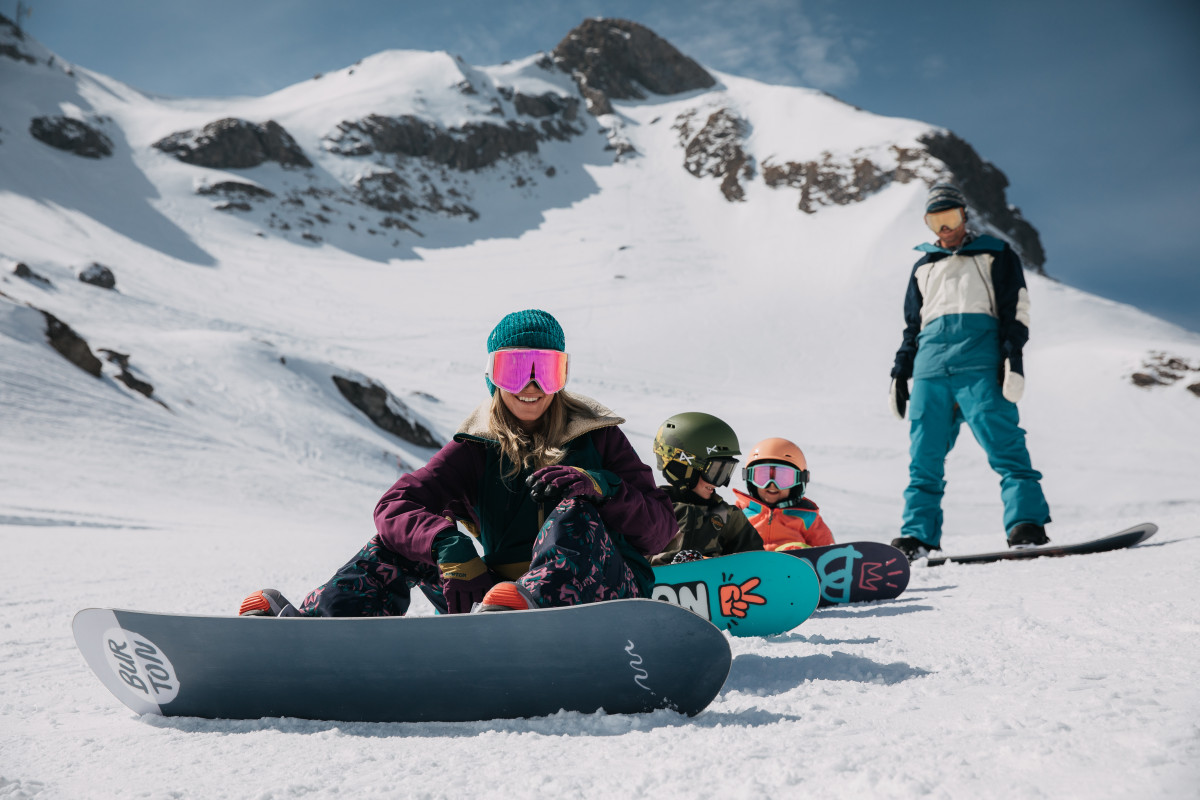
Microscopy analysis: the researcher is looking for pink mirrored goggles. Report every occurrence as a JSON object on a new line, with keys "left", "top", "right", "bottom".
{"left": 487, "top": 348, "right": 570, "bottom": 394}
{"left": 744, "top": 463, "right": 810, "bottom": 490}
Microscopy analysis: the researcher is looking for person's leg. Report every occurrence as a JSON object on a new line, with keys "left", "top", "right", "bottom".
{"left": 900, "top": 377, "right": 961, "bottom": 548}
{"left": 956, "top": 374, "right": 1051, "bottom": 534}
{"left": 298, "top": 535, "right": 445, "bottom": 617}
{"left": 517, "top": 498, "right": 641, "bottom": 607}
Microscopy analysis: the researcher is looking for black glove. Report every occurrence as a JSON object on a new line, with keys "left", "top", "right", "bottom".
{"left": 526, "top": 465, "right": 610, "bottom": 505}
{"left": 889, "top": 378, "right": 910, "bottom": 420}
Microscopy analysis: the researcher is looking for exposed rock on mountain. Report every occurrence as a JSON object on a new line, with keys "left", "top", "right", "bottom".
{"left": 1131, "top": 352, "right": 1200, "bottom": 396}
{"left": 675, "top": 108, "right": 754, "bottom": 201}
{"left": 98, "top": 348, "right": 164, "bottom": 405}
{"left": 40, "top": 309, "right": 102, "bottom": 377}
{"left": 762, "top": 145, "right": 934, "bottom": 211}
{"left": 78, "top": 263, "right": 116, "bottom": 289}
{"left": 324, "top": 114, "right": 552, "bottom": 170}
{"left": 29, "top": 116, "right": 113, "bottom": 158}
{"left": 154, "top": 118, "right": 312, "bottom": 169}
{"left": 920, "top": 130, "right": 1046, "bottom": 272}
{"left": 553, "top": 18, "right": 715, "bottom": 115}
{"left": 12, "top": 261, "right": 52, "bottom": 287}
{"left": 332, "top": 375, "right": 442, "bottom": 448}
{"left": 353, "top": 169, "right": 477, "bottom": 222}
{"left": 0, "top": 13, "right": 36, "bottom": 64}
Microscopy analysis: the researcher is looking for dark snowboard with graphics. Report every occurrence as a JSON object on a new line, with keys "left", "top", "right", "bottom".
{"left": 785, "top": 541, "right": 911, "bottom": 607}
{"left": 924, "top": 522, "right": 1157, "bottom": 566}
{"left": 72, "top": 599, "right": 732, "bottom": 722}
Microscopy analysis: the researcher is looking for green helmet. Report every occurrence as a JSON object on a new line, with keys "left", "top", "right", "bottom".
{"left": 653, "top": 412, "right": 741, "bottom": 489}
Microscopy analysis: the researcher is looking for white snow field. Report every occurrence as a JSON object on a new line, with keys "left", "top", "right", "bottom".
{"left": 2, "top": 23, "right": 1198, "bottom": 799}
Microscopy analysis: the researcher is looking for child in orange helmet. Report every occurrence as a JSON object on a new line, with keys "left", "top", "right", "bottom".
{"left": 732, "top": 437, "right": 834, "bottom": 550}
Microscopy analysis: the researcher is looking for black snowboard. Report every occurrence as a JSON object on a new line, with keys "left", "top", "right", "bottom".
{"left": 925, "top": 522, "right": 1158, "bottom": 566}
{"left": 72, "top": 599, "right": 731, "bottom": 722}
{"left": 784, "top": 541, "right": 911, "bottom": 606}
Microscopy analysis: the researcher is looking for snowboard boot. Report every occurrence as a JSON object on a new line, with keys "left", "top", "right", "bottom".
{"left": 891, "top": 536, "right": 939, "bottom": 563}
{"left": 239, "top": 588, "right": 301, "bottom": 617}
{"left": 671, "top": 549, "right": 705, "bottom": 564}
{"left": 1007, "top": 523, "right": 1049, "bottom": 548}
{"left": 473, "top": 581, "right": 538, "bottom": 613}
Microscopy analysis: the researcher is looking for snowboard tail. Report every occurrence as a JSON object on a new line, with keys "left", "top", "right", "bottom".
{"left": 652, "top": 550, "right": 820, "bottom": 636}
{"left": 73, "top": 599, "right": 731, "bottom": 722}
{"left": 924, "top": 522, "right": 1157, "bottom": 566}
{"left": 784, "top": 541, "right": 911, "bottom": 607}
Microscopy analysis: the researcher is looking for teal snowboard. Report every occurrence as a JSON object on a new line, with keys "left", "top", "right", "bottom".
{"left": 652, "top": 550, "right": 820, "bottom": 636}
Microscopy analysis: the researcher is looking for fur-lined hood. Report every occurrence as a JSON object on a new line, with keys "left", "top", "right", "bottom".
{"left": 453, "top": 391, "right": 624, "bottom": 447}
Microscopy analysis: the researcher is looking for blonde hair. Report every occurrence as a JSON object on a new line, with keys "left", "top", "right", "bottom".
{"left": 488, "top": 391, "right": 592, "bottom": 480}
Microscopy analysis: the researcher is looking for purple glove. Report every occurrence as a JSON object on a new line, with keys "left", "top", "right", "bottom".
{"left": 442, "top": 570, "right": 497, "bottom": 614}
{"left": 526, "top": 465, "right": 610, "bottom": 505}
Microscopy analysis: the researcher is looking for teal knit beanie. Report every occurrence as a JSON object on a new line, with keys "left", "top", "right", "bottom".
{"left": 485, "top": 309, "right": 566, "bottom": 394}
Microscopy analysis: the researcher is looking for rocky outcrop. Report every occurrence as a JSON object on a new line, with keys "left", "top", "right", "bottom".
{"left": 0, "top": 13, "right": 36, "bottom": 64}
{"left": 762, "top": 145, "right": 933, "bottom": 213}
{"left": 1131, "top": 352, "right": 1200, "bottom": 397}
{"left": 12, "top": 261, "right": 52, "bottom": 287}
{"left": 675, "top": 108, "right": 754, "bottom": 201}
{"left": 153, "top": 118, "right": 312, "bottom": 169}
{"left": 332, "top": 375, "right": 441, "bottom": 448}
{"left": 98, "top": 349, "right": 164, "bottom": 405}
{"left": 40, "top": 310, "right": 102, "bottom": 377}
{"left": 29, "top": 116, "right": 113, "bottom": 158}
{"left": 552, "top": 19, "right": 715, "bottom": 115}
{"left": 323, "top": 113, "right": 572, "bottom": 169}
{"left": 919, "top": 130, "right": 1045, "bottom": 273}
{"left": 512, "top": 91, "right": 579, "bottom": 122}
{"left": 78, "top": 263, "right": 116, "bottom": 289}
{"left": 195, "top": 180, "right": 275, "bottom": 199}
{"left": 352, "top": 170, "right": 477, "bottom": 222}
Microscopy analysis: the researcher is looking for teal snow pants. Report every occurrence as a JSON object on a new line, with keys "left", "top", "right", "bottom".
{"left": 901, "top": 370, "right": 1050, "bottom": 547}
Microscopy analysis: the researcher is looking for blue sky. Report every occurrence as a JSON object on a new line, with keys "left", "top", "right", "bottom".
{"left": 14, "top": 0, "right": 1200, "bottom": 332}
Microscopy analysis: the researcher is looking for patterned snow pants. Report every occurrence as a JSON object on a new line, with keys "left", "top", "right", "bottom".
{"left": 298, "top": 498, "right": 643, "bottom": 616}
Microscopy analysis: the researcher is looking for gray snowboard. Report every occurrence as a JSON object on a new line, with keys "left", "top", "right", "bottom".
{"left": 73, "top": 599, "right": 731, "bottom": 722}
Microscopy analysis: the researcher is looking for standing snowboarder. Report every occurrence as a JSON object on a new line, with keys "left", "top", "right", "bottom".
{"left": 889, "top": 183, "right": 1051, "bottom": 561}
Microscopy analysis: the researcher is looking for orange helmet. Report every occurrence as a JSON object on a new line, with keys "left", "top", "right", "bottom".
{"left": 743, "top": 437, "right": 810, "bottom": 500}
{"left": 744, "top": 438, "right": 807, "bottom": 471}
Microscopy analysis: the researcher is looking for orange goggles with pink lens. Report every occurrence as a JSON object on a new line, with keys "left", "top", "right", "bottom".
{"left": 486, "top": 348, "right": 570, "bottom": 394}
{"left": 925, "top": 207, "right": 965, "bottom": 233}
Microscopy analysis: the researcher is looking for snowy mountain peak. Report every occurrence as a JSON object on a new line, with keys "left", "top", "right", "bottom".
{"left": 1, "top": 15, "right": 1197, "bottom": 539}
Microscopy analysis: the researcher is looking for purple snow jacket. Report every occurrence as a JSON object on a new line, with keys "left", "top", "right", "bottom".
{"left": 372, "top": 392, "right": 676, "bottom": 591}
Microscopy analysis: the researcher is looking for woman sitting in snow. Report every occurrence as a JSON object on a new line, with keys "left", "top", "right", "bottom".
{"left": 239, "top": 309, "right": 676, "bottom": 616}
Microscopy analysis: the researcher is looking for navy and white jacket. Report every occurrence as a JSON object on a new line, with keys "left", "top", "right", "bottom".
{"left": 891, "top": 234, "right": 1030, "bottom": 381}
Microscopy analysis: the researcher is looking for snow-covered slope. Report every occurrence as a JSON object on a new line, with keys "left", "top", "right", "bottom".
{"left": 1, "top": 17, "right": 1197, "bottom": 800}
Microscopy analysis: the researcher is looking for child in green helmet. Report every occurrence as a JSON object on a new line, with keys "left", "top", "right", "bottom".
{"left": 648, "top": 412, "right": 765, "bottom": 566}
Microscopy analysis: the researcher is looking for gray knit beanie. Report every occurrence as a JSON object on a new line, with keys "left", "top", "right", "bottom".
{"left": 925, "top": 183, "right": 967, "bottom": 213}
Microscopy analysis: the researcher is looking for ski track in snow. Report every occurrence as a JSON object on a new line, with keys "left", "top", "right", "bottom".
{"left": 3, "top": 26, "right": 1200, "bottom": 800}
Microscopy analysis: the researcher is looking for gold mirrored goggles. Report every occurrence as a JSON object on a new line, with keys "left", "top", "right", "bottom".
{"left": 925, "top": 207, "right": 965, "bottom": 233}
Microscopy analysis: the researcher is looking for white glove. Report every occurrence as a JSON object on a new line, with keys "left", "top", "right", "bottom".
{"left": 1002, "top": 358, "right": 1025, "bottom": 403}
